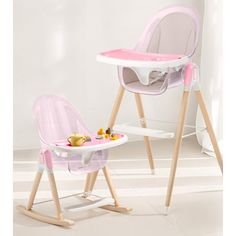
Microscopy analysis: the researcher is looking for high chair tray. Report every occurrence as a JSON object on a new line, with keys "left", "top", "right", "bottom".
{"left": 48, "top": 133, "right": 128, "bottom": 154}
{"left": 97, "top": 49, "right": 190, "bottom": 69}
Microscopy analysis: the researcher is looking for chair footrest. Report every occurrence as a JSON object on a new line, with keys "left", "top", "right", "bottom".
{"left": 113, "top": 124, "right": 175, "bottom": 139}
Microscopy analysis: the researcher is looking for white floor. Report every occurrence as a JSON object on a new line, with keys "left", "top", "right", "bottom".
{"left": 13, "top": 137, "right": 223, "bottom": 236}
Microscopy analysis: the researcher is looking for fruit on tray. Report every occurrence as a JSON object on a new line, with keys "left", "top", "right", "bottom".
{"left": 97, "top": 128, "right": 105, "bottom": 135}
{"left": 105, "top": 128, "right": 111, "bottom": 135}
{"left": 110, "top": 134, "right": 119, "bottom": 140}
{"left": 96, "top": 128, "right": 120, "bottom": 141}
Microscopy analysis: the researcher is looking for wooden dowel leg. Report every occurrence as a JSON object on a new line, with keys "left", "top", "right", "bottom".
{"left": 195, "top": 90, "right": 223, "bottom": 173}
{"left": 26, "top": 169, "right": 43, "bottom": 210}
{"left": 134, "top": 93, "right": 155, "bottom": 172}
{"left": 84, "top": 171, "right": 99, "bottom": 196}
{"left": 88, "top": 171, "right": 99, "bottom": 191}
{"left": 47, "top": 171, "right": 64, "bottom": 220}
{"left": 102, "top": 166, "right": 120, "bottom": 207}
{"left": 97, "top": 86, "right": 132, "bottom": 213}
{"left": 84, "top": 173, "right": 92, "bottom": 193}
{"left": 165, "top": 91, "right": 190, "bottom": 207}
{"left": 84, "top": 86, "right": 125, "bottom": 194}
{"left": 104, "top": 86, "right": 124, "bottom": 202}
{"left": 108, "top": 86, "right": 125, "bottom": 128}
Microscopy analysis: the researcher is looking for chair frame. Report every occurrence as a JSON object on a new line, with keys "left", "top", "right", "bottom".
{"left": 17, "top": 96, "right": 131, "bottom": 227}
{"left": 89, "top": 6, "right": 223, "bottom": 209}
{"left": 17, "top": 163, "right": 131, "bottom": 227}
{"left": 85, "top": 62, "right": 223, "bottom": 209}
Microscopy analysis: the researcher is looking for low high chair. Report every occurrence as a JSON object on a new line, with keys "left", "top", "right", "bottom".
{"left": 17, "top": 95, "right": 131, "bottom": 227}
{"left": 95, "top": 5, "right": 223, "bottom": 209}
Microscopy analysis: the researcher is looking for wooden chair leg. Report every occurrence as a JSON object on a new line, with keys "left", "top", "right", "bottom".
{"left": 84, "top": 171, "right": 99, "bottom": 195}
{"left": 102, "top": 166, "right": 120, "bottom": 207}
{"left": 101, "top": 166, "right": 132, "bottom": 213}
{"left": 104, "top": 86, "right": 125, "bottom": 205}
{"left": 83, "top": 167, "right": 131, "bottom": 214}
{"left": 89, "top": 171, "right": 99, "bottom": 191}
{"left": 17, "top": 168, "right": 74, "bottom": 227}
{"left": 47, "top": 171, "right": 64, "bottom": 220}
{"left": 108, "top": 86, "right": 125, "bottom": 128}
{"left": 195, "top": 90, "right": 223, "bottom": 173}
{"left": 84, "top": 86, "right": 125, "bottom": 192}
{"left": 134, "top": 93, "right": 155, "bottom": 173}
{"left": 81, "top": 86, "right": 130, "bottom": 213}
{"left": 165, "top": 91, "right": 190, "bottom": 208}
{"left": 97, "top": 86, "right": 131, "bottom": 213}
{"left": 84, "top": 173, "right": 92, "bottom": 193}
{"left": 26, "top": 169, "right": 44, "bottom": 210}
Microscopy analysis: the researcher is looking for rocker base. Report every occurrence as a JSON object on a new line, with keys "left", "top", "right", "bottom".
{"left": 17, "top": 205, "right": 74, "bottom": 227}
{"left": 101, "top": 204, "right": 132, "bottom": 213}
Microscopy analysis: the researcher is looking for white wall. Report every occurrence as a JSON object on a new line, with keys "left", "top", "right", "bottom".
{"left": 14, "top": 0, "right": 204, "bottom": 150}
{"left": 196, "top": 0, "right": 223, "bottom": 154}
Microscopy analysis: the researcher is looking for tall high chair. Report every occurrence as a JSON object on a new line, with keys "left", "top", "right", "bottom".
{"left": 95, "top": 6, "right": 223, "bottom": 209}
{"left": 17, "top": 95, "right": 131, "bottom": 227}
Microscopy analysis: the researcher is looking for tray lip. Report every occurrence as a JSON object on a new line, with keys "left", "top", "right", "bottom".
{"left": 96, "top": 48, "right": 190, "bottom": 69}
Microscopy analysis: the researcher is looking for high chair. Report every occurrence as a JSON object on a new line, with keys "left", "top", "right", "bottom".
{"left": 94, "top": 6, "right": 223, "bottom": 209}
{"left": 17, "top": 95, "right": 131, "bottom": 227}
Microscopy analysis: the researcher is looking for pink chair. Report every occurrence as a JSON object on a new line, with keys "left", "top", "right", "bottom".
{"left": 96, "top": 5, "right": 223, "bottom": 209}
{"left": 17, "top": 95, "right": 131, "bottom": 227}
{"left": 118, "top": 6, "right": 200, "bottom": 96}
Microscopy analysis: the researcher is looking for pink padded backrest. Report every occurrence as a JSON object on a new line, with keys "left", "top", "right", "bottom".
{"left": 33, "top": 95, "right": 90, "bottom": 144}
